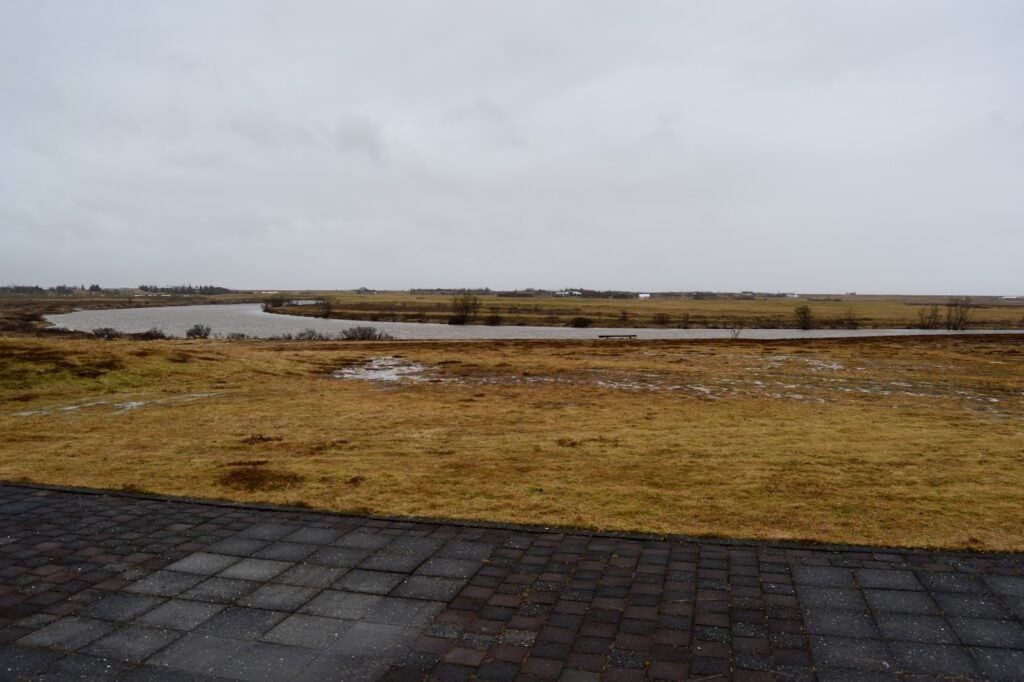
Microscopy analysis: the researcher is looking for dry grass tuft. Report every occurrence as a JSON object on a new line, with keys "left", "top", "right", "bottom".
{"left": 217, "top": 465, "right": 306, "bottom": 492}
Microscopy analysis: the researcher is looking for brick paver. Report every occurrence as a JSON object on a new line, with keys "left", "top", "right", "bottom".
{"left": 0, "top": 484, "right": 1022, "bottom": 680}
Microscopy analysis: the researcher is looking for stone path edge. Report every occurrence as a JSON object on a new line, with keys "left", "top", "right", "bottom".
{"left": 4, "top": 480, "right": 1021, "bottom": 561}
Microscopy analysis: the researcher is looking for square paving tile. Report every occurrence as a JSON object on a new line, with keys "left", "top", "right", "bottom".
{"left": 148, "top": 633, "right": 251, "bottom": 675}
{"left": 181, "top": 577, "right": 260, "bottom": 604}
{"left": 809, "top": 635, "right": 893, "bottom": 672}
{"left": 251, "top": 542, "right": 317, "bottom": 562}
{"left": 326, "top": 622, "right": 419, "bottom": 660}
{"left": 238, "top": 584, "right": 318, "bottom": 612}
{"left": 80, "top": 593, "right": 164, "bottom": 622}
{"left": 949, "top": 617, "right": 1024, "bottom": 648}
{"left": 18, "top": 615, "right": 117, "bottom": 651}
{"left": 205, "top": 538, "right": 268, "bottom": 557}
{"left": 415, "top": 558, "right": 480, "bottom": 579}
{"left": 359, "top": 551, "right": 427, "bottom": 573}
{"left": 863, "top": 589, "right": 938, "bottom": 615}
{"left": 300, "top": 590, "right": 381, "bottom": 620}
{"left": 194, "top": 607, "right": 288, "bottom": 640}
{"left": 272, "top": 564, "right": 347, "bottom": 589}
{"left": 888, "top": 641, "right": 978, "bottom": 676}
{"left": 791, "top": 566, "right": 855, "bottom": 588}
{"left": 854, "top": 569, "right": 923, "bottom": 591}
{"left": 125, "top": 571, "right": 205, "bottom": 598}
{"left": 217, "top": 558, "right": 291, "bottom": 582}
{"left": 283, "top": 528, "right": 339, "bottom": 545}
{"left": 969, "top": 646, "right": 1024, "bottom": 681}
{"left": 333, "top": 532, "right": 391, "bottom": 550}
{"left": 363, "top": 597, "right": 445, "bottom": 628}
{"left": 165, "top": 553, "right": 240, "bottom": 576}
{"left": 803, "top": 609, "right": 878, "bottom": 639}
{"left": 796, "top": 586, "right": 866, "bottom": 611}
{"left": 83, "top": 624, "right": 182, "bottom": 661}
{"left": 36, "top": 652, "right": 132, "bottom": 680}
{"left": 875, "top": 613, "right": 957, "bottom": 644}
{"left": 212, "top": 640, "right": 318, "bottom": 682}
{"left": 136, "top": 599, "right": 226, "bottom": 630}
{"left": 263, "top": 613, "right": 354, "bottom": 649}
{"left": 307, "top": 547, "right": 373, "bottom": 568}
{"left": 393, "top": 575, "right": 466, "bottom": 602}
{"left": 933, "top": 591, "right": 1011, "bottom": 618}
{"left": 334, "top": 569, "right": 406, "bottom": 595}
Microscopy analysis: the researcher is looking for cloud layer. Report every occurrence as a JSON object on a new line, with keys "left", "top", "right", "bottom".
{"left": 2, "top": 1, "right": 1022, "bottom": 293}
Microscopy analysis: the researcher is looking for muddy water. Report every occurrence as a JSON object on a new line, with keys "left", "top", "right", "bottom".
{"left": 44, "top": 303, "right": 1021, "bottom": 341}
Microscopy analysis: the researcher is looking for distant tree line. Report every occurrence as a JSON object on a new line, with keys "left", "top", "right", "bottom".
{"left": 1, "top": 284, "right": 104, "bottom": 294}
{"left": 138, "top": 285, "right": 232, "bottom": 295}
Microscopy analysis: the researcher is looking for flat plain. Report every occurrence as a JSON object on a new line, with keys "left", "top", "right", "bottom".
{"left": 2, "top": 333, "right": 1022, "bottom": 551}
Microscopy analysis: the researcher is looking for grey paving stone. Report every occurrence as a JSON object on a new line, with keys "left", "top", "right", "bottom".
{"left": 80, "top": 593, "right": 164, "bottom": 621}
{"left": 393, "top": 575, "right": 466, "bottom": 601}
{"left": 283, "top": 527, "right": 339, "bottom": 545}
{"left": 194, "top": 606, "right": 288, "bottom": 640}
{"left": 18, "top": 616, "right": 117, "bottom": 651}
{"left": 182, "top": 577, "right": 260, "bottom": 604}
{"left": 969, "top": 646, "right": 1024, "bottom": 682}
{"left": 333, "top": 531, "right": 392, "bottom": 550}
{"left": 205, "top": 537, "right": 268, "bottom": 557}
{"left": 334, "top": 568, "right": 407, "bottom": 595}
{"left": 307, "top": 546, "right": 373, "bottom": 568}
{"left": 437, "top": 540, "right": 495, "bottom": 561}
{"left": 874, "top": 613, "right": 957, "bottom": 644}
{"left": 125, "top": 570, "right": 206, "bottom": 597}
{"left": 796, "top": 586, "right": 867, "bottom": 611}
{"left": 363, "top": 596, "right": 445, "bottom": 628}
{"left": 251, "top": 542, "right": 318, "bottom": 562}
{"left": 82, "top": 624, "right": 182, "bottom": 661}
{"left": 237, "top": 523, "right": 296, "bottom": 541}
{"left": 791, "top": 566, "right": 855, "bottom": 588}
{"left": 263, "top": 614, "right": 354, "bottom": 649}
{"left": 933, "top": 591, "right": 1012, "bottom": 618}
{"left": 0, "top": 645, "right": 63, "bottom": 680}
{"left": 809, "top": 635, "right": 894, "bottom": 672}
{"left": 121, "top": 664, "right": 235, "bottom": 681}
{"left": 854, "top": 569, "right": 923, "bottom": 591}
{"left": 326, "top": 622, "right": 419, "bottom": 659}
{"left": 165, "top": 552, "right": 241, "bottom": 576}
{"left": 217, "top": 558, "right": 291, "bottom": 582}
{"left": 273, "top": 563, "right": 347, "bottom": 588}
{"left": 294, "top": 653, "right": 390, "bottom": 681}
{"left": 415, "top": 557, "right": 480, "bottom": 579}
{"left": 137, "top": 599, "right": 226, "bottom": 630}
{"left": 888, "top": 641, "right": 978, "bottom": 676}
{"left": 949, "top": 617, "right": 1024, "bottom": 648}
{"left": 238, "top": 584, "right": 318, "bottom": 611}
{"left": 863, "top": 588, "right": 938, "bottom": 615}
{"left": 35, "top": 652, "right": 133, "bottom": 680}
{"left": 359, "top": 551, "right": 427, "bottom": 573}
{"left": 917, "top": 572, "right": 985, "bottom": 594}
{"left": 803, "top": 609, "right": 878, "bottom": 638}
{"left": 984, "top": 575, "right": 1024, "bottom": 598}
{"left": 148, "top": 633, "right": 251, "bottom": 675}
{"left": 300, "top": 590, "right": 381, "bottom": 620}
{"left": 211, "top": 640, "right": 318, "bottom": 682}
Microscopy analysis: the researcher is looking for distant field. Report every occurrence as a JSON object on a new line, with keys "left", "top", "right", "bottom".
{"left": 273, "top": 292, "right": 1024, "bottom": 329}
{"left": 3, "top": 291, "right": 1022, "bottom": 334}
{"left": 2, "top": 334, "right": 1022, "bottom": 550}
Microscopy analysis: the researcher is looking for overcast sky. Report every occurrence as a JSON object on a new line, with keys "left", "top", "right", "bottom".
{"left": 1, "top": 1, "right": 1022, "bottom": 294}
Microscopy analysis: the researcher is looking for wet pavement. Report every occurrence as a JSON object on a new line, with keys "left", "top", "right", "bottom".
{"left": 0, "top": 484, "right": 1022, "bottom": 680}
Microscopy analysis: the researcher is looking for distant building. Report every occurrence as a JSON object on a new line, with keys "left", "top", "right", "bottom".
{"left": 638, "top": 293, "right": 651, "bottom": 299}
{"left": 554, "top": 290, "right": 582, "bottom": 297}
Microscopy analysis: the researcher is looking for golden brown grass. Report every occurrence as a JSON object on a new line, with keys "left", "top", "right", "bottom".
{"left": 278, "top": 291, "right": 1024, "bottom": 329}
{"left": 1, "top": 334, "right": 1022, "bottom": 550}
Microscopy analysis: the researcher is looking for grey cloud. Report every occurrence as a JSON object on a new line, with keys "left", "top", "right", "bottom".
{"left": 0, "top": 1, "right": 1021, "bottom": 293}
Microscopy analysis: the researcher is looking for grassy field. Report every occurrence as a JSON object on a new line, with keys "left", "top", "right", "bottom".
{"left": 4, "top": 290, "right": 1023, "bottom": 334}
{"left": 2, "top": 333, "right": 1022, "bottom": 551}
{"left": 276, "top": 292, "right": 1024, "bottom": 329}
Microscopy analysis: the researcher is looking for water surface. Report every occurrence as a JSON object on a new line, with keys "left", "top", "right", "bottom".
{"left": 44, "top": 303, "right": 1020, "bottom": 341}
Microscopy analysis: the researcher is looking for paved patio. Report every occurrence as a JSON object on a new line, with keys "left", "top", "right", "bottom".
{"left": 0, "top": 485, "right": 1022, "bottom": 681}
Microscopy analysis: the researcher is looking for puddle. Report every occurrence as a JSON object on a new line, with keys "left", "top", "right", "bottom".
{"left": 12, "top": 392, "right": 225, "bottom": 417}
{"left": 331, "top": 357, "right": 433, "bottom": 383}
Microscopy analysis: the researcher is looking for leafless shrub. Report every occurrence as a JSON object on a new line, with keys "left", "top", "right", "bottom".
{"left": 567, "top": 316, "right": 593, "bottom": 328}
{"left": 92, "top": 327, "right": 122, "bottom": 340}
{"left": 945, "top": 297, "right": 973, "bottom": 330}
{"left": 340, "top": 326, "right": 394, "bottom": 341}
{"left": 677, "top": 312, "right": 690, "bottom": 329}
{"left": 794, "top": 305, "right": 814, "bottom": 330}
{"left": 918, "top": 305, "right": 942, "bottom": 329}
{"left": 449, "top": 293, "right": 481, "bottom": 325}
{"left": 652, "top": 313, "right": 671, "bottom": 326}
{"left": 185, "top": 324, "right": 212, "bottom": 339}
{"left": 295, "top": 328, "right": 329, "bottom": 341}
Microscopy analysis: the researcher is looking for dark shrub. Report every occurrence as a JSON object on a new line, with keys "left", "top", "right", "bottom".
{"left": 136, "top": 327, "right": 167, "bottom": 340}
{"left": 295, "top": 328, "right": 329, "bottom": 341}
{"left": 484, "top": 314, "right": 502, "bottom": 326}
{"left": 92, "top": 327, "right": 121, "bottom": 340}
{"left": 568, "top": 316, "right": 593, "bottom": 328}
{"left": 185, "top": 324, "right": 212, "bottom": 339}
{"left": 652, "top": 313, "right": 671, "bottom": 326}
{"left": 340, "top": 326, "right": 394, "bottom": 341}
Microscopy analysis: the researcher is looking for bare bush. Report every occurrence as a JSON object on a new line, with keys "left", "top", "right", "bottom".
{"left": 185, "top": 324, "right": 212, "bottom": 339}
{"left": 92, "top": 327, "right": 122, "bottom": 340}
{"left": 226, "top": 332, "right": 248, "bottom": 340}
{"left": 449, "top": 293, "right": 481, "bottom": 325}
{"left": 652, "top": 313, "right": 671, "bottom": 326}
{"left": 945, "top": 297, "right": 973, "bottom": 330}
{"left": 677, "top": 312, "right": 690, "bottom": 329}
{"left": 340, "top": 326, "right": 394, "bottom": 340}
{"left": 136, "top": 328, "right": 167, "bottom": 340}
{"left": 295, "top": 328, "right": 329, "bottom": 341}
{"left": 839, "top": 308, "right": 859, "bottom": 330}
{"left": 794, "top": 305, "right": 814, "bottom": 330}
{"left": 568, "top": 316, "right": 593, "bottom": 328}
{"left": 918, "top": 305, "right": 942, "bottom": 329}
